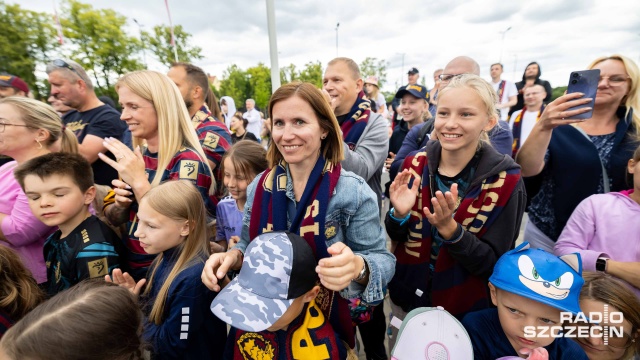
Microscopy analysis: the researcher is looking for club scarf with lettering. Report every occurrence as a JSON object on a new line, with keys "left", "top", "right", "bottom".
{"left": 390, "top": 147, "right": 521, "bottom": 318}
{"left": 249, "top": 156, "right": 356, "bottom": 348}
{"left": 511, "top": 105, "right": 545, "bottom": 157}
{"left": 341, "top": 91, "right": 371, "bottom": 150}
{"left": 496, "top": 80, "right": 506, "bottom": 102}
{"left": 230, "top": 299, "right": 346, "bottom": 360}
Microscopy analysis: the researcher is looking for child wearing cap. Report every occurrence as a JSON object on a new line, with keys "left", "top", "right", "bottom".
{"left": 211, "top": 231, "right": 351, "bottom": 360}
{"left": 462, "top": 243, "right": 588, "bottom": 359}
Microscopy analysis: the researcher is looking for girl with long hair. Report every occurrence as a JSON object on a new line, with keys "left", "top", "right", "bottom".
{"left": 106, "top": 180, "right": 226, "bottom": 359}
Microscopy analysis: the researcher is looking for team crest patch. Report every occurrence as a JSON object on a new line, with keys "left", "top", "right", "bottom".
{"left": 237, "top": 333, "right": 276, "bottom": 360}
{"left": 203, "top": 132, "right": 220, "bottom": 150}
{"left": 88, "top": 257, "right": 108, "bottom": 278}
{"left": 179, "top": 160, "right": 199, "bottom": 180}
{"left": 325, "top": 225, "right": 336, "bottom": 239}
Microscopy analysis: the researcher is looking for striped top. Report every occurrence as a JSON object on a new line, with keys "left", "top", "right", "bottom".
{"left": 123, "top": 147, "right": 212, "bottom": 281}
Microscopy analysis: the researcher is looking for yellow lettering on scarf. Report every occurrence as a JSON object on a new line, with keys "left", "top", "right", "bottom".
{"left": 404, "top": 240, "right": 421, "bottom": 258}
{"left": 304, "top": 200, "right": 320, "bottom": 218}
{"left": 411, "top": 151, "right": 426, "bottom": 168}
{"left": 263, "top": 224, "right": 273, "bottom": 233}
{"left": 277, "top": 174, "right": 288, "bottom": 191}
{"left": 461, "top": 171, "right": 507, "bottom": 234}
{"left": 292, "top": 300, "right": 330, "bottom": 359}
{"left": 263, "top": 169, "right": 275, "bottom": 192}
{"left": 300, "top": 222, "right": 320, "bottom": 236}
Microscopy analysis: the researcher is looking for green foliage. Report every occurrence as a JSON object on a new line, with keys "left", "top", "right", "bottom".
{"left": 61, "top": 0, "right": 144, "bottom": 98}
{"left": 279, "top": 61, "right": 323, "bottom": 88}
{"left": 0, "top": 1, "right": 58, "bottom": 99}
{"left": 219, "top": 64, "right": 250, "bottom": 112}
{"left": 359, "top": 57, "right": 388, "bottom": 87}
{"left": 297, "top": 61, "right": 323, "bottom": 88}
{"left": 141, "top": 24, "right": 203, "bottom": 68}
{"left": 551, "top": 86, "right": 567, "bottom": 101}
{"left": 246, "top": 63, "right": 272, "bottom": 110}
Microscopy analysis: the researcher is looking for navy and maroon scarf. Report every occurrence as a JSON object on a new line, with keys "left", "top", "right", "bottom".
{"left": 391, "top": 149, "right": 521, "bottom": 318}
{"left": 230, "top": 300, "right": 345, "bottom": 359}
{"left": 511, "top": 105, "right": 544, "bottom": 157}
{"left": 341, "top": 91, "right": 371, "bottom": 150}
{"left": 249, "top": 156, "right": 357, "bottom": 348}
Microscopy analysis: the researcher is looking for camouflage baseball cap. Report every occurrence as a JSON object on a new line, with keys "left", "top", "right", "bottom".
{"left": 210, "top": 231, "right": 318, "bottom": 332}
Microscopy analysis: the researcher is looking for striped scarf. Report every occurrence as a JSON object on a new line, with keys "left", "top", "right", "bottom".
{"left": 390, "top": 149, "right": 521, "bottom": 317}
{"left": 341, "top": 91, "right": 371, "bottom": 150}
{"left": 249, "top": 157, "right": 356, "bottom": 348}
{"left": 511, "top": 105, "right": 544, "bottom": 157}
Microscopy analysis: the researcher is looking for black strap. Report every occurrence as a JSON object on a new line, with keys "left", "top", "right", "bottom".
{"left": 416, "top": 118, "right": 435, "bottom": 145}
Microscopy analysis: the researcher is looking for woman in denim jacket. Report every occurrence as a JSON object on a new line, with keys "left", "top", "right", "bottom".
{"left": 202, "top": 82, "right": 395, "bottom": 350}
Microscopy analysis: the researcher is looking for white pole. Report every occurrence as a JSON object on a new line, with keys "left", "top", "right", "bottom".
{"left": 266, "top": 0, "right": 281, "bottom": 92}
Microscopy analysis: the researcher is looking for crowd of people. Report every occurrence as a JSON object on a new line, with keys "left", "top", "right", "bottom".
{"left": 0, "top": 51, "right": 638, "bottom": 360}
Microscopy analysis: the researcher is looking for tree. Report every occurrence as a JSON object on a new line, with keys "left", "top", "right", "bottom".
{"left": 298, "top": 61, "right": 323, "bottom": 88}
{"left": 246, "top": 63, "right": 271, "bottom": 111}
{"left": 0, "top": 1, "right": 58, "bottom": 99}
{"left": 551, "top": 86, "right": 567, "bottom": 101}
{"left": 61, "top": 0, "right": 144, "bottom": 98}
{"left": 359, "top": 57, "right": 388, "bottom": 87}
{"left": 219, "top": 64, "right": 250, "bottom": 110}
{"left": 280, "top": 63, "right": 297, "bottom": 84}
{"left": 142, "top": 25, "right": 203, "bottom": 68}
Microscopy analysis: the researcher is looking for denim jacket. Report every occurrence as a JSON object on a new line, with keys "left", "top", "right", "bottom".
{"left": 235, "top": 167, "right": 395, "bottom": 305}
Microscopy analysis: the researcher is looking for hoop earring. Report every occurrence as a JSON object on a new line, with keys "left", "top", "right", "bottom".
{"left": 36, "top": 139, "right": 43, "bottom": 149}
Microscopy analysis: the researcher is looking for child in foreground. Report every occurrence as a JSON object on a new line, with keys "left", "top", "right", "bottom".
{"left": 14, "top": 152, "right": 120, "bottom": 297}
{"left": 462, "top": 242, "right": 588, "bottom": 359}
{"left": 215, "top": 140, "right": 267, "bottom": 251}
{"left": 0, "top": 280, "right": 143, "bottom": 360}
{"left": 0, "top": 246, "right": 44, "bottom": 339}
{"left": 211, "top": 231, "right": 353, "bottom": 360}
{"left": 106, "top": 180, "right": 227, "bottom": 360}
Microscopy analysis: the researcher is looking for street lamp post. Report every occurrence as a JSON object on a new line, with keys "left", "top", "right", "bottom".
{"left": 499, "top": 26, "right": 512, "bottom": 63}
{"left": 335, "top": 22, "right": 340, "bottom": 57}
{"left": 133, "top": 18, "right": 147, "bottom": 68}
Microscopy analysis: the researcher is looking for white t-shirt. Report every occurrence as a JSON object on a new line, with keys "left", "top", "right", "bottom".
{"left": 492, "top": 80, "right": 518, "bottom": 121}
{"left": 508, "top": 109, "right": 539, "bottom": 147}
{"left": 242, "top": 108, "right": 262, "bottom": 140}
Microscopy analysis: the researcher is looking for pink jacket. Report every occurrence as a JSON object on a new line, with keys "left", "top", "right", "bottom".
{"left": 554, "top": 190, "right": 640, "bottom": 298}
{"left": 0, "top": 161, "right": 53, "bottom": 283}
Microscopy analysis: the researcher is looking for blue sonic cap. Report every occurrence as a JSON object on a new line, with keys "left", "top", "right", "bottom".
{"left": 489, "top": 242, "right": 584, "bottom": 315}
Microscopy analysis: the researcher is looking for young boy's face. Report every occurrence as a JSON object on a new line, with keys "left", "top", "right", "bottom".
{"left": 266, "top": 285, "right": 320, "bottom": 332}
{"left": 23, "top": 174, "right": 94, "bottom": 228}
{"left": 490, "top": 283, "right": 562, "bottom": 352}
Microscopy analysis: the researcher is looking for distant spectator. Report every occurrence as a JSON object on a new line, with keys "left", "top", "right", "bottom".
{"left": 242, "top": 98, "right": 262, "bottom": 139}
{"left": 229, "top": 112, "right": 259, "bottom": 143}
{"left": 0, "top": 75, "right": 29, "bottom": 99}
{"left": 220, "top": 96, "right": 236, "bottom": 130}
{"left": 46, "top": 59, "right": 127, "bottom": 186}
{"left": 364, "top": 75, "right": 389, "bottom": 117}
{"left": 510, "top": 62, "right": 553, "bottom": 116}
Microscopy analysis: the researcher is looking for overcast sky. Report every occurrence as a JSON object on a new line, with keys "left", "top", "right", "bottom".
{"left": 13, "top": 0, "right": 640, "bottom": 93}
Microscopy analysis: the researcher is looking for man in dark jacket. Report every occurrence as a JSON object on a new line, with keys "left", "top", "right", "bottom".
{"left": 509, "top": 61, "right": 553, "bottom": 116}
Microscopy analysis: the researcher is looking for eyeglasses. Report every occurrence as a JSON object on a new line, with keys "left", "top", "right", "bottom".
{"left": 438, "top": 73, "right": 465, "bottom": 82}
{"left": 599, "top": 75, "right": 630, "bottom": 85}
{"left": 52, "top": 59, "right": 83, "bottom": 79}
{"left": 0, "top": 122, "right": 37, "bottom": 133}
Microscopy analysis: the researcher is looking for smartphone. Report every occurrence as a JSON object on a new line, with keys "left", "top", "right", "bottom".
{"left": 566, "top": 69, "right": 599, "bottom": 120}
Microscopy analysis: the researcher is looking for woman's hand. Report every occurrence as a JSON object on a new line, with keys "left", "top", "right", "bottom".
{"left": 316, "top": 242, "right": 366, "bottom": 290}
{"left": 389, "top": 169, "right": 420, "bottom": 218}
{"left": 201, "top": 250, "right": 242, "bottom": 292}
{"left": 228, "top": 235, "right": 240, "bottom": 249}
{"left": 98, "top": 138, "right": 148, "bottom": 189}
{"left": 537, "top": 92, "right": 592, "bottom": 132}
{"left": 423, "top": 183, "right": 459, "bottom": 239}
{"left": 110, "top": 179, "right": 134, "bottom": 209}
{"left": 384, "top": 152, "right": 396, "bottom": 171}
{"left": 105, "top": 269, "right": 146, "bottom": 296}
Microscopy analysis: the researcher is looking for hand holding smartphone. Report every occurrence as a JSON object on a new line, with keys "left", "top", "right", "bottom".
{"left": 565, "top": 69, "right": 599, "bottom": 120}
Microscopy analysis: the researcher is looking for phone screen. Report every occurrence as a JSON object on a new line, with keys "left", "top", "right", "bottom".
{"left": 566, "top": 69, "right": 599, "bottom": 120}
